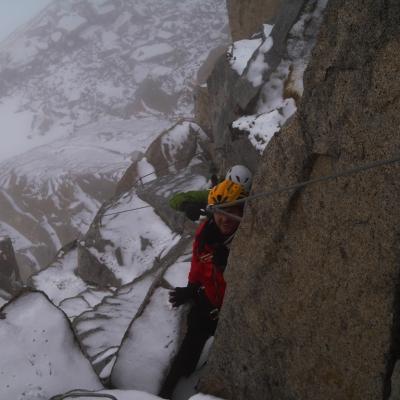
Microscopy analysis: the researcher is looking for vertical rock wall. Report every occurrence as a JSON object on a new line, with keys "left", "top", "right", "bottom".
{"left": 0, "top": 237, "right": 21, "bottom": 295}
{"left": 227, "top": 0, "right": 283, "bottom": 40}
{"left": 200, "top": 0, "right": 400, "bottom": 399}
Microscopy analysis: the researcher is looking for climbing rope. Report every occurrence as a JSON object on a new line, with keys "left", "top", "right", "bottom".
{"left": 50, "top": 391, "right": 118, "bottom": 400}
{"left": 102, "top": 204, "right": 153, "bottom": 217}
{"left": 209, "top": 154, "right": 400, "bottom": 219}
{"left": 101, "top": 147, "right": 208, "bottom": 218}
{"left": 102, "top": 154, "right": 400, "bottom": 220}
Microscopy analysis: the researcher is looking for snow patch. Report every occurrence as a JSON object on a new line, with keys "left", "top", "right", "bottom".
{"left": 57, "top": 15, "right": 87, "bottom": 31}
{"left": 0, "top": 292, "right": 102, "bottom": 399}
{"left": 228, "top": 38, "right": 262, "bottom": 76}
{"left": 111, "top": 288, "right": 184, "bottom": 394}
{"left": 132, "top": 43, "right": 175, "bottom": 62}
{"left": 246, "top": 36, "right": 274, "bottom": 87}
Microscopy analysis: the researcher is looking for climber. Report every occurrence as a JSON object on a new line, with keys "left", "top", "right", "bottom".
{"left": 159, "top": 178, "right": 250, "bottom": 399}
{"left": 168, "top": 165, "right": 252, "bottom": 221}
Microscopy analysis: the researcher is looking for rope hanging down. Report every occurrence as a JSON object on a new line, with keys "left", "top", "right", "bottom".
{"left": 209, "top": 154, "right": 400, "bottom": 220}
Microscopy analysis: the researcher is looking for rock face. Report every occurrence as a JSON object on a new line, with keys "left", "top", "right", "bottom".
{"left": 0, "top": 237, "right": 21, "bottom": 295}
{"left": 227, "top": 0, "right": 283, "bottom": 40}
{"left": 200, "top": 0, "right": 400, "bottom": 399}
{"left": 206, "top": 0, "right": 309, "bottom": 175}
{"left": 115, "top": 121, "right": 209, "bottom": 196}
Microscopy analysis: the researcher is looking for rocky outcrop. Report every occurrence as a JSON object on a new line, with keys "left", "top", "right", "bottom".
{"left": 206, "top": 0, "right": 309, "bottom": 175}
{"left": 194, "top": 86, "right": 212, "bottom": 137}
{"left": 0, "top": 237, "right": 21, "bottom": 296}
{"left": 116, "top": 121, "right": 210, "bottom": 196}
{"left": 200, "top": 1, "right": 400, "bottom": 399}
{"left": 227, "top": 0, "right": 283, "bottom": 40}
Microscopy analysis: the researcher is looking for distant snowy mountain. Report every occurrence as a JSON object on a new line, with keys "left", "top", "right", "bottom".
{"left": 0, "top": 0, "right": 229, "bottom": 276}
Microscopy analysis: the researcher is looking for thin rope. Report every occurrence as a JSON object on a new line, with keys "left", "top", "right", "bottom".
{"left": 207, "top": 205, "right": 243, "bottom": 222}
{"left": 102, "top": 154, "right": 400, "bottom": 220}
{"left": 133, "top": 149, "right": 204, "bottom": 187}
{"left": 102, "top": 205, "right": 152, "bottom": 217}
{"left": 215, "top": 154, "right": 400, "bottom": 210}
{"left": 51, "top": 392, "right": 118, "bottom": 400}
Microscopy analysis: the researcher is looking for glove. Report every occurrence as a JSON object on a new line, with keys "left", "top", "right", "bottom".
{"left": 169, "top": 285, "right": 197, "bottom": 307}
{"left": 182, "top": 202, "right": 205, "bottom": 221}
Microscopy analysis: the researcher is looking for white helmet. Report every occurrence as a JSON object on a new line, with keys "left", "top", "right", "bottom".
{"left": 225, "top": 165, "right": 252, "bottom": 193}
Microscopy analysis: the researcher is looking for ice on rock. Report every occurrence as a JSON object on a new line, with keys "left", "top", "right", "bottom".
{"left": 0, "top": 292, "right": 102, "bottom": 400}
{"left": 111, "top": 288, "right": 184, "bottom": 394}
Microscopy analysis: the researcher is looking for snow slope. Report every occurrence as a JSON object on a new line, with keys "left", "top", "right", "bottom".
{"left": 0, "top": 0, "right": 229, "bottom": 277}
{"left": 0, "top": 291, "right": 103, "bottom": 399}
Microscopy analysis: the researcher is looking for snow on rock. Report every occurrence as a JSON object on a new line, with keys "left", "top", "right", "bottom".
{"left": 78, "top": 191, "right": 180, "bottom": 287}
{"left": 55, "top": 389, "right": 163, "bottom": 400}
{"left": 111, "top": 287, "right": 184, "bottom": 395}
{"left": 146, "top": 121, "right": 209, "bottom": 179}
{"left": 59, "top": 296, "right": 92, "bottom": 319}
{"left": 172, "top": 337, "right": 215, "bottom": 400}
{"left": 31, "top": 243, "right": 87, "bottom": 306}
{"left": 228, "top": 37, "right": 262, "bottom": 75}
{"left": 31, "top": 242, "right": 114, "bottom": 319}
{"left": 246, "top": 36, "right": 274, "bottom": 87}
{"left": 73, "top": 275, "right": 155, "bottom": 376}
{"left": 164, "top": 261, "right": 191, "bottom": 288}
{"left": 231, "top": 0, "right": 328, "bottom": 154}
{"left": 0, "top": 116, "right": 171, "bottom": 277}
{"left": 232, "top": 98, "right": 297, "bottom": 153}
{"left": 227, "top": 24, "right": 273, "bottom": 77}
{"left": 132, "top": 43, "right": 175, "bottom": 62}
{"left": 189, "top": 395, "right": 226, "bottom": 400}
{"left": 0, "top": 0, "right": 229, "bottom": 277}
{"left": 57, "top": 15, "right": 87, "bottom": 32}
{"left": 0, "top": 291, "right": 103, "bottom": 399}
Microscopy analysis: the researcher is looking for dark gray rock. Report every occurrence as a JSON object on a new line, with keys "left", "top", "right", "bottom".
{"left": 0, "top": 237, "right": 21, "bottom": 295}
{"left": 200, "top": 1, "right": 400, "bottom": 399}
{"left": 207, "top": 53, "right": 262, "bottom": 173}
{"left": 227, "top": 0, "right": 283, "bottom": 40}
{"left": 207, "top": 0, "right": 308, "bottom": 177}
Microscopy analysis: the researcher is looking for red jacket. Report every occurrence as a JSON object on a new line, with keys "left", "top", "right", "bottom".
{"left": 188, "top": 221, "right": 226, "bottom": 308}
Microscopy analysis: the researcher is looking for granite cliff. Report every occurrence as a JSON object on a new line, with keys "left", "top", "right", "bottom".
{"left": 200, "top": 0, "right": 400, "bottom": 399}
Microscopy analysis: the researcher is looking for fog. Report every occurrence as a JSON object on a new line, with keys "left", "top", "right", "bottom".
{"left": 0, "top": 0, "right": 52, "bottom": 42}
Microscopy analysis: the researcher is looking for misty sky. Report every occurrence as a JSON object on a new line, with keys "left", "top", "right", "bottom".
{"left": 0, "top": 0, "right": 52, "bottom": 42}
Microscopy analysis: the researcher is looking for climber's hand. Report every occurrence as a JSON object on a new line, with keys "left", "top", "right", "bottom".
{"left": 169, "top": 286, "right": 194, "bottom": 307}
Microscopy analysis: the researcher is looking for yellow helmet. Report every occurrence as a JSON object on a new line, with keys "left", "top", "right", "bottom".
{"left": 208, "top": 179, "right": 248, "bottom": 205}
